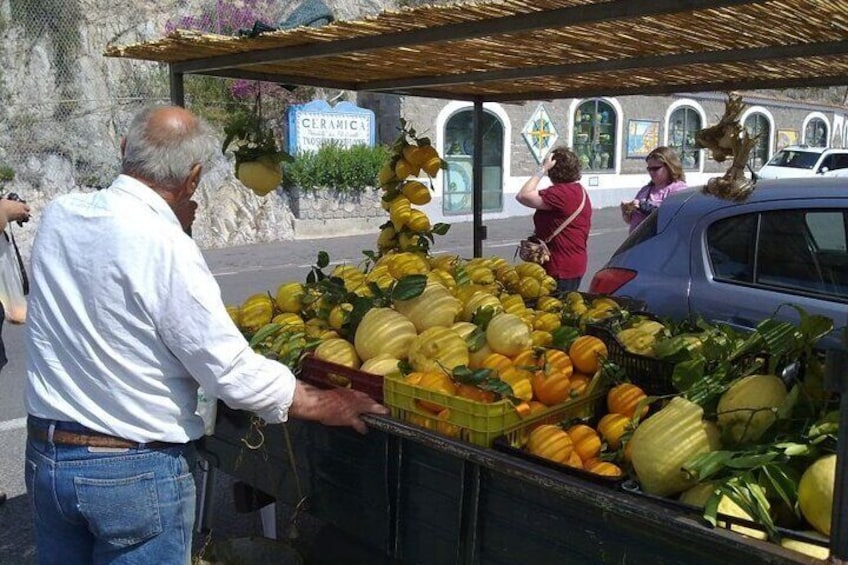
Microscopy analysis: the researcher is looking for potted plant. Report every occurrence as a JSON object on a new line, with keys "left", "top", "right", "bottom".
{"left": 222, "top": 109, "right": 293, "bottom": 196}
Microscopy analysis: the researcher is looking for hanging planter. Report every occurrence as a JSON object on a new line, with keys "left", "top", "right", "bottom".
{"left": 222, "top": 105, "right": 294, "bottom": 197}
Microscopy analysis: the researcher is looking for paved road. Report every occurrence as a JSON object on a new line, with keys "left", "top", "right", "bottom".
{"left": 0, "top": 206, "right": 629, "bottom": 563}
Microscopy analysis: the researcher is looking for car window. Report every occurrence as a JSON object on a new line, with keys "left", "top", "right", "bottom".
{"left": 808, "top": 212, "right": 847, "bottom": 252}
{"left": 611, "top": 212, "right": 657, "bottom": 257}
{"left": 708, "top": 214, "right": 756, "bottom": 283}
{"left": 832, "top": 153, "right": 848, "bottom": 171}
{"left": 766, "top": 150, "right": 819, "bottom": 169}
{"left": 818, "top": 155, "right": 834, "bottom": 172}
{"left": 707, "top": 209, "right": 848, "bottom": 300}
{"left": 756, "top": 210, "right": 848, "bottom": 299}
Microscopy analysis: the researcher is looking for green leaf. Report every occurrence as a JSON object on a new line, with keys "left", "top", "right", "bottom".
{"left": 431, "top": 223, "right": 451, "bottom": 236}
{"left": 725, "top": 452, "right": 779, "bottom": 469}
{"left": 775, "top": 442, "right": 815, "bottom": 457}
{"left": 249, "top": 323, "right": 284, "bottom": 348}
{"left": 703, "top": 491, "right": 721, "bottom": 527}
{"left": 471, "top": 305, "right": 497, "bottom": 330}
{"left": 391, "top": 274, "right": 427, "bottom": 301}
{"left": 760, "top": 463, "right": 798, "bottom": 514}
{"left": 452, "top": 366, "right": 495, "bottom": 385}
{"left": 673, "top": 358, "right": 706, "bottom": 393}
{"left": 684, "top": 450, "right": 735, "bottom": 481}
{"left": 465, "top": 327, "right": 487, "bottom": 353}
{"left": 551, "top": 325, "right": 580, "bottom": 350}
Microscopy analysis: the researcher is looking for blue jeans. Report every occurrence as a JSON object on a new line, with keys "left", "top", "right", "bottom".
{"left": 25, "top": 416, "right": 197, "bottom": 565}
{"left": 556, "top": 277, "right": 582, "bottom": 293}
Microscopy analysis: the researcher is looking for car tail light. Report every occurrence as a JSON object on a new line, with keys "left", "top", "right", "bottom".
{"left": 589, "top": 268, "right": 637, "bottom": 294}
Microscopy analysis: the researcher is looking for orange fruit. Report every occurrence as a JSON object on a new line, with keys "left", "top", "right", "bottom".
{"left": 568, "top": 335, "right": 608, "bottom": 374}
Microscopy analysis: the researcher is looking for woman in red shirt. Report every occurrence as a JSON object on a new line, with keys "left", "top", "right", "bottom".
{"left": 516, "top": 147, "right": 592, "bottom": 292}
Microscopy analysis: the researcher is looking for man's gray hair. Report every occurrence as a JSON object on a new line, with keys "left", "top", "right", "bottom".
{"left": 122, "top": 106, "right": 218, "bottom": 187}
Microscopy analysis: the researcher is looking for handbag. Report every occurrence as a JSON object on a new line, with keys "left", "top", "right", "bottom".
{"left": 517, "top": 188, "right": 587, "bottom": 265}
{"left": 0, "top": 227, "right": 29, "bottom": 323}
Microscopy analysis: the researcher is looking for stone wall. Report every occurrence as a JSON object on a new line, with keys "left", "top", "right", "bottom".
{"left": 288, "top": 186, "right": 387, "bottom": 239}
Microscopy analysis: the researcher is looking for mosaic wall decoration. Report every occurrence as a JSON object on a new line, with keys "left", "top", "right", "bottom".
{"left": 522, "top": 104, "right": 558, "bottom": 164}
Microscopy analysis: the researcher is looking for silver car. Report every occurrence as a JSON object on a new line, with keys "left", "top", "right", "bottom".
{"left": 590, "top": 179, "right": 848, "bottom": 348}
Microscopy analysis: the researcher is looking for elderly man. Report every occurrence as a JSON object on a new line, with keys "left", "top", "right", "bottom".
{"left": 24, "top": 105, "right": 387, "bottom": 564}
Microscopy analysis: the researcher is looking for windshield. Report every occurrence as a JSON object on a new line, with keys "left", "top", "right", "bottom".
{"left": 765, "top": 149, "right": 820, "bottom": 169}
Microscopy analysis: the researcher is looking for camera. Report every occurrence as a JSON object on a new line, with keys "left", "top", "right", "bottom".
{"left": 5, "top": 193, "right": 29, "bottom": 226}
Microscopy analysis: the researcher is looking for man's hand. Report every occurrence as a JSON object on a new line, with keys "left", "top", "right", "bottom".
{"left": 289, "top": 382, "right": 390, "bottom": 434}
{"left": 0, "top": 198, "right": 30, "bottom": 226}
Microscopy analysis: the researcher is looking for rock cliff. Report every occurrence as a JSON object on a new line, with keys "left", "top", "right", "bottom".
{"left": 0, "top": 0, "right": 395, "bottom": 253}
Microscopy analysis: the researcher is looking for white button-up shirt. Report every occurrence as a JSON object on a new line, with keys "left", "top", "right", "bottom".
{"left": 25, "top": 175, "right": 295, "bottom": 443}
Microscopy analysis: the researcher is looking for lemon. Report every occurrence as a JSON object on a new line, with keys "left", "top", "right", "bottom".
{"left": 275, "top": 282, "right": 305, "bottom": 313}
{"left": 717, "top": 374, "right": 787, "bottom": 445}
{"left": 401, "top": 180, "right": 432, "bottom": 205}
{"left": 328, "top": 303, "right": 353, "bottom": 331}
{"left": 237, "top": 156, "right": 282, "bottom": 196}
{"left": 394, "top": 158, "right": 418, "bottom": 179}
{"left": 798, "top": 454, "right": 835, "bottom": 536}
{"left": 679, "top": 482, "right": 766, "bottom": 540}
{"left": 406, "top": 209, "right": 431, "bottom": 232}
{"left": 780, "top": 534, "right": 830, "bottom": 559}
{"left": 378, "top": 162, "right": 396, "bottom": 187}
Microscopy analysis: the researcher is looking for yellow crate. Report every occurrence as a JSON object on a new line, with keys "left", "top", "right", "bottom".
{"left": 384, "top": 372, "right": 605, "bottom": 447}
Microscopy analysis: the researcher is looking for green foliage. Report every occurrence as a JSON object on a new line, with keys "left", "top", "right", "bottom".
{"left": 283, "top": 143, "right": 389, "bottom": 194}
{"left": 0, "top": 165, "right": 14, "bottom": 183}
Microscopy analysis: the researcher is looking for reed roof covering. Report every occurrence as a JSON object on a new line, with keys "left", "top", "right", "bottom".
{"left": 105, "top": 0, "right": 848, "bottom": 102}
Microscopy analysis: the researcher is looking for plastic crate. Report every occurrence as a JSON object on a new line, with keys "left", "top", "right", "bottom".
{"left": 491, "top": 396, "right": 625, "bottom": 488}
{"left": 558, "top": 291, "right": 647, "bottom": 313}
{"left": 585, "top": 320, "right": 677, "bottom": 395}
{"left": 384, "top": 372, "right": 603, "bottom": 447}
{"left": 299, "top": 354, "right": 384, "bottom": 403}
{"left": 527, "top": 291, "right": 646, "bottom": 314}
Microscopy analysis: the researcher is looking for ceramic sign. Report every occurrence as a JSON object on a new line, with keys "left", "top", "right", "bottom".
{"left": 287, "top": 100, "right": 375, "bottom": 154}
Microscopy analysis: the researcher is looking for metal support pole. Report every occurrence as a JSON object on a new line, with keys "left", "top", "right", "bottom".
{"left": 169, "top": 66, "right": 185, "bottom": 107}
{"left": 472, "top": 99, "right": 486, "bottom": 257}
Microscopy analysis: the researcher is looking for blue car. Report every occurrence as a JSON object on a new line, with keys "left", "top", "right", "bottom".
{"left": 590, "top": 179, "right": 848, "bottom": 348}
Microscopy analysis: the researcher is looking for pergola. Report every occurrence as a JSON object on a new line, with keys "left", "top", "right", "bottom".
{"left": 106, "top": 1, "right": 848, "bottom": 558}
{"left": 106, "top": 0, "right": 848, "bottom": 256}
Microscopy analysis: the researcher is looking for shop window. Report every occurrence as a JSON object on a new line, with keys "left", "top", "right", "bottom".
{"left": 804, "top": 118, "right": 828, "bottom": 147}
{"left": 573, "top": 100, "right": 616, "bottom": 172}
{"left": 443, "top": 110, "right": 504, "bottom": 215}
{"left": 668, "top": 107, "right": 701, "bottom": 170}
{"left": 743, "top": 113, "right": 771, "bottom": 170}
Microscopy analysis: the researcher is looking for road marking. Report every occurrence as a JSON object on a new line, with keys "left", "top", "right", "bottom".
{"left": 0, "top": 417, "right": 26, "bottom": 432}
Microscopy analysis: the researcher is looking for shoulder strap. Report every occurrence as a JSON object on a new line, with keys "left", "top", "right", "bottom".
{"left": 5, "top": 229, "right": 28, "bottom": 295}
{"left": 544, "top": 188, "right": 586, "bottom": 243}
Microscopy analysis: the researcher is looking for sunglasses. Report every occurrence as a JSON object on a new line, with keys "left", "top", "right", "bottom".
{"left": 646, "top": 165, "right": 665, "bottom": 172}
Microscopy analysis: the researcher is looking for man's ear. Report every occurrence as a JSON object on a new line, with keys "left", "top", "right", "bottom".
{"left": 186, "top": 163, "right": 202, "bottom": 196}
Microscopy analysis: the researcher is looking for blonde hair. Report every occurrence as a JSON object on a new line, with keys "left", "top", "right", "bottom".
{"left": 646, "top": 146, "right": 685, "bottom": 183}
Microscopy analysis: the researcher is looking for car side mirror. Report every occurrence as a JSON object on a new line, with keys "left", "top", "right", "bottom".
{"left": 819, "top": 166, "right": 830, "bottom": 174}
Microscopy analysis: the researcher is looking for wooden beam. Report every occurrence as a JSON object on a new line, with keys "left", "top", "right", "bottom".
{"left": 172, "top": 0, "right": 764, "bottom": 75}
{"left": 485, "top": 74, "right": 848, "bottom": 103}
{"left": 199, "top": 68, "right": 358, "bottom": 91}
{"left": 362, "top": 40, "right": 848, "bottom": 92}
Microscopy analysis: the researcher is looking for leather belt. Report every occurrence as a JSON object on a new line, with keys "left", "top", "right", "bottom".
{"left": 27, "top": 425, "right": 176, "bottom": 450}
